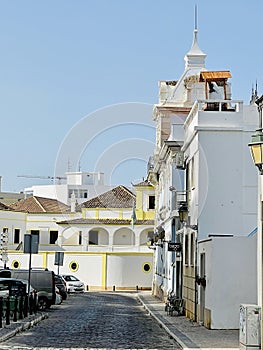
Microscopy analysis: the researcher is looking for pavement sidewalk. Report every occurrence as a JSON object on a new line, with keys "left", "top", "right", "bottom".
{"left": 0, "top": 312, "right": 48, "bottom": 343}
{"left": 137, "top": 292, "right": 240, "bottom": 350}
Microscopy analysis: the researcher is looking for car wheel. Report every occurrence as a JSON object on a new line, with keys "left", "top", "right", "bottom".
{"left": 38, "top": 297, "right": 49, "bottom": 311}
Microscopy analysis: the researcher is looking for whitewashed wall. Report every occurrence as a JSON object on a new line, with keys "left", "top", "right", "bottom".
{"left": 106, "top": 254, "right": 153, "bottom": 288}
{"left": 7, "top": 251, "right": 153, "bottom": 290}
{"left": 198, "top": 236, "right": 257, "bottom": 329}
{"left": 198, "top": 131, "right": 257, "bottom": 239}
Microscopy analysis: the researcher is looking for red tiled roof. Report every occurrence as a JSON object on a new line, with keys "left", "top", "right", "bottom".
{"left": 57, "top": 218, "right": 154, "bottom": 225}
{"left": 9, "top": 196, "right": 70, "bottom": 213}
{"left": 80, "top": 185, "right": 135, "bottom": 209}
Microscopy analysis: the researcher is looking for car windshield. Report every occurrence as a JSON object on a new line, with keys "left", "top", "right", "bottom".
{"left": 64, "top": 275, "right": 79, "bottom": 282}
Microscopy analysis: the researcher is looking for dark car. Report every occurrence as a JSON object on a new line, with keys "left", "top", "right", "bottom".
{"left": 11, "top": 269, "right": 56, "bottom": 310}
{"left": 0, "top": 278, "right": 26, "bottom": 297}
{"left": 54, "top": 275, "right": 67, "bottom": 300}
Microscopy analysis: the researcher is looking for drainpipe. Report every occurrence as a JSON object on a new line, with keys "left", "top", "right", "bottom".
{"left": 171, "top": 219, "right": 176, "bottom": 293}
{"left": 194, "top": 231, "right": 198, "bottom": 322}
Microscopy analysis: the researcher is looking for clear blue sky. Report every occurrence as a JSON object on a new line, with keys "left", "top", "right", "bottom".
{"left": 0, "top": 0, "right": 262, "bottom": 191}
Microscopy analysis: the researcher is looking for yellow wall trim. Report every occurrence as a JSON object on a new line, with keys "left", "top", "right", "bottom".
{"left": 101, "top": 253, "right": 107, "bottom": 289}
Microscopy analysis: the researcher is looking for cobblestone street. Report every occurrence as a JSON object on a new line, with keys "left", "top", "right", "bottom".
{"left": 0, "top": 292, "right": 180, "bottom": 349}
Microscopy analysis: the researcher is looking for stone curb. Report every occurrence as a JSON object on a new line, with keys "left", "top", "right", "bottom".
{"left": 0, "top": 312, "right": 48, "bottom": 342}
{"left": 137, "top": 294, "right": 189, "bottom": 349}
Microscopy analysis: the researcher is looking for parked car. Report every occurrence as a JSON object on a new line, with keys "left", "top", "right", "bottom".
{"left": 0, "top": 278, "right": 26, "bottom": 297}
{"left": 55, "top": 286, "right": 62, "bottom": 305}
{"left": 11, "top": 269, "right": 56, "bottom": 310}
{"left": 19, "top": 279, "right": 38, "bottom": 303}
{"left": 61, "top": 275, "right": 85, "bottom": 293}
{"left": 54, "top": 275, "right": 67, "bottom": 300}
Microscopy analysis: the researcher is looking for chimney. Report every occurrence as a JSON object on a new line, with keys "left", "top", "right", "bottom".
{"left": 70, "top": 191, "right": 77, "bottom": 212}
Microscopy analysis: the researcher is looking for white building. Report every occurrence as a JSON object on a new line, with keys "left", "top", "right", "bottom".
{"left": 149, "top": 23, "right": 258, "bottom": 329}
{"left": 0, "top": 181, "right": 155, "bottom": 291}
{"left": 24, "top": 171, "right": 113, "bottom": 205}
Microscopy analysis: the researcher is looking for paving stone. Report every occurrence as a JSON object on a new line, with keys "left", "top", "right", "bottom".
{"left": 1, "top": 292, "right": 180, "bottom": 349}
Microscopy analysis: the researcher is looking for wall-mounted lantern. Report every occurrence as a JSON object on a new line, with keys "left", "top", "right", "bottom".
{"left": 178, "top": 203, "right": 188, "bottom": 223}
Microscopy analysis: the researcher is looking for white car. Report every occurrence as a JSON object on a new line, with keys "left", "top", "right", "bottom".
{"left": 61, "top": 275, "right": 85, "bottom": 293}
{"left": 55, "top": 286, "right": 62, "bottom": 305}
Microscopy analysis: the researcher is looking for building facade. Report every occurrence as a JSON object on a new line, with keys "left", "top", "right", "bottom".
{"left": 24, "top": 171, "right": 113, "bottom": 205}
{"left": 149, "top": 24, "right": 258, "bottom": 329}
{"left": 0, "top": 181, "right": 155, "bottom": 290}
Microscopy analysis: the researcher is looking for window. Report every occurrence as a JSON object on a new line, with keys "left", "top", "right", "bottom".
{"left": 79, "top": 190, "right": 88, "bottom": 199}
{"left": 50, "top": 231, "right": 58, "bottom": 244}
{"left": 89, "top": 230, "right": 98, "bottom": 245}
{"left": 12, "top": 260, "right": 20, "bottom": 269}
{"left": 69, "top": 189, "right": 88, "bottom": 199}
{"left": 14, "top": 229, "right": 20, "bottom": 244}
{"left": 148, "top": 196, "right": 155, "bottom": 209}
{"left": 69, "top": 261, "right": 79, "bottom": 272}
{"left": 142, "top": 262, "right": 152, "bottom": 273}
{"left": 79, "top": 231, "right": 82, "bottom": 245}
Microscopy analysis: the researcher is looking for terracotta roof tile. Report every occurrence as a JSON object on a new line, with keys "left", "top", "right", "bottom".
{"left": 9, "top": 196, "right": 70, "bottom": 213}
{"left": 80, "top": 185, "right": 135, "bottom": 209}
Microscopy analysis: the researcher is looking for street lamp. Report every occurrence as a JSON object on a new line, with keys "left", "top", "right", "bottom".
{"left": 249, "top": 129, "right": 263, "bottom": 174}
{"left": 248, "top": 96, "right": 263, "bottom": 349}
{"left": 178, "top": 203, "right": 188, "bottom": 223}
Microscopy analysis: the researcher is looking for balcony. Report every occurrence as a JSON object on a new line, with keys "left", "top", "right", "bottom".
{"left": 171, "top": 190, "right": 188, "bottom": 212}
{"left": 185, "top": 99, "right": 243, "bottom": 129}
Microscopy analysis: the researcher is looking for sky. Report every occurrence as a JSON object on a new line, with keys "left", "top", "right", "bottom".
{"left": 0, "top": 0, "right": 262, "bottom": 192}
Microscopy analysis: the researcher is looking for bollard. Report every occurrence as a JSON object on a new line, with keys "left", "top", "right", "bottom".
{"left": 13, "top": 296, "right": 18, "bottom": 322}
{"left": 18, "top": 296, "right": 23, "bottom": 320}
{"left": 24, "top": 294, "right": 28, "bottom": 318}
{"left": 0, "top": 297, "right": 3, "bottom": 328}
{"left": 86, "top": 285, "right": 89, "bottom": 292}
{"left": 33, "top": 292, "right": 37, "bottom": 314}
{"left": 29, "top": 293, "right": 33, "bottom": 315}
{"left": 113, "top": 285, "right": 115, "bottom": 291}
{"left": 6, "top": 297, "right": 10, "bottom": 326}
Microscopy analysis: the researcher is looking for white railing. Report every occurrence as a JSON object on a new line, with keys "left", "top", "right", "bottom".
{"left": 185, "top": 99, "right": 243, "bottom": 129}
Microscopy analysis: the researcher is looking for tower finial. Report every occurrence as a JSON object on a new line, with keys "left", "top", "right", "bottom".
{"left": 195, "top": 4, "right": 198, "bottom": 30}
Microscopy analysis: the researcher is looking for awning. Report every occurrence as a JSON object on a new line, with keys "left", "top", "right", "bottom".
{"left": 200, "top": 71, "right": 232, "bottom": 82}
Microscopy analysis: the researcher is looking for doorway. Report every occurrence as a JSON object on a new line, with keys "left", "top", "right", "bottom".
{"left": 199, "top": 253, "right": 206, "bottom": 324}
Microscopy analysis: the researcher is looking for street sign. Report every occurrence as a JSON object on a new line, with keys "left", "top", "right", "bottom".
{"left": 55, "top": 252, "right": 64, "bottom": 266}
{"left": 168, "top": 242, "right": 182, "bottom": 252}
{"left": 24, "top": 234, "right": 39, "bottom": 254}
